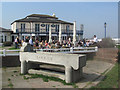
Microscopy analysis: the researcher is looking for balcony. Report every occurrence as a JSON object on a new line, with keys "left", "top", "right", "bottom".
{"left": 15, "top": 28, "right": 83, "bottom": 35}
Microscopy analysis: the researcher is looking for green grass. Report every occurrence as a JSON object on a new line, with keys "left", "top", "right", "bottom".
{"left": 8, "top": 78, "right": 11, "bottom": 81}
{"left": 13, "top": 70, "right": 18, "bottom": 73}
{"left": 8, "top": 47, "right": 20, "bottom": 50}
{"left": 118, "top": 46, "right": 120, "bottom": 49}
{"left": 8, "top": 83, "right": 13, "bottom": 88}
{"left": 8, "top": 78, "right": 13, "bottom": 88}
{"left": 90, "top": 63, "right": 119, "bottom": 88}
{"left": 116, "top": 45, "right": 120, "bottom": 49}
{"left": 23, "top": 76, "right": 29, "bottom": 80}
{"left": 3, "top": 67, "right": 6, "bottom": 72}
{"left": 22, "top": 73, "right": 78, "bottom": 88}
{"left": 0, "top": 46, "right": 3, "bottom": 48}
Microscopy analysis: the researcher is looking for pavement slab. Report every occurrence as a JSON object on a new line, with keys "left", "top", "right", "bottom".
{"left": 2, "top": 60, "right": 114, "bottom": 88}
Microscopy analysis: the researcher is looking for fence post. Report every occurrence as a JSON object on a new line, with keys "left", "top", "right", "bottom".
{"left": 70, "top": 47, "right": 73, "bottom": 53}
{"left": 3, "top": 49, "right": 6, "bottom": 56}
{"left": 95, "top": 46, "right": 98, "bottom": 52}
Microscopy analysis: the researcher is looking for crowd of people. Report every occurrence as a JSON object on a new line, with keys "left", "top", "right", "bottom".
{"left": 14, "top": 35, "right": 98, "bottom": 49}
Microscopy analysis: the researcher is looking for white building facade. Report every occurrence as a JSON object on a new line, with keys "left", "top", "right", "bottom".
{"left": 11, "top": 14, "right": 83, "bottom": 42}
{"left": 0, "top": 27, "right": 12, "bottom": 43}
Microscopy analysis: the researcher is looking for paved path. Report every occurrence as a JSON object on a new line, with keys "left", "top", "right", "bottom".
{"left": 2, "top": 60, "right": 114, "bottom": 88}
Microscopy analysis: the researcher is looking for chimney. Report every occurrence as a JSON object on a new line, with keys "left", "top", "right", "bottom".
{"left": 52, "top": 13, "right": 56, "bottom": 17}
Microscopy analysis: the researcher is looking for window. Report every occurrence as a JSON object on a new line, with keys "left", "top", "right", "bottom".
{"left": 51, "top": 24, "right": 55, "bottom": 27}
{"left": 66, "top": 25, "right": 69, "bottom": 33}
{"left": 21, "top": 24, "right": 25, "bottom": 32}
{"left": 41, "top": 24, "right": 45, "bottom": 27}
{"left": 55, "top": 25, "right": 59, "bottom": 32}
{"left": 35, "top": 24, "right": 40, "bottom": 32}
{"left": 16, "top": 29, "right": 19, "bottom": 33}
{"left": 5, "top": 36, "right": 7, "bottom": 42}
{"left": 1, "top": 36, "right": 3, "bottom": 43}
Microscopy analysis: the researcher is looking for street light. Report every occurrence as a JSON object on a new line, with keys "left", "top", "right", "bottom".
{"left": 104, "top": 22, "right": 107, "bottom": 38}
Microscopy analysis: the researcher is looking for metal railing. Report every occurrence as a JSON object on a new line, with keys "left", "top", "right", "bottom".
{"left": 16, "top": 28, "right": 83, "bottom": 34}
{"left": 0, "top": 49, "right": 20, "bottom": 56}
{"left": 35, "top": 46, "right": 98, "bottom": 53}
{"left": 0, "top": 47, "right": 98, "bottom": 56}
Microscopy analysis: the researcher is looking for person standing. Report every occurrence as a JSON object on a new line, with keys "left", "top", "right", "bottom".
{"left": 82, "top": 38, "right": 86, "bottom": 47}
{"left": 29, "top": 36, "right": 33, "bottom": 46}
{"left": 93, "top": 35, "right": 98, "bottom": 45}
{"left": 35, "top": 39, "right": 39, "bottom": 49}
{"left": 25, "top": 36, "right": 29, "bottom": 43}
{"left": 14, "top": 37, "right": 19, "bottom": 49}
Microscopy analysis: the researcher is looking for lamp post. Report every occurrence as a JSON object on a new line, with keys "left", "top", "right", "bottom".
{"left": 80, "top": 24, "right": 84, "bottom": 40}
{"left": 104, "top": 22, "right": 107, "bottom": 38}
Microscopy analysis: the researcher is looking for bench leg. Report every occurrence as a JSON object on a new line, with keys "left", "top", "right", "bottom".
{"left": 21, "top": 60, "right": 28, "bottom": 74}
{"left": 65, "top": 66, "right": 72, "bottom": 83}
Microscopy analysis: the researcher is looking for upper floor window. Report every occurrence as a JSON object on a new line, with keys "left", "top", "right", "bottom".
{"left": 35, "top": 24, "right": 40, "bottom": 32}
{"left": 21, "top": 24, "right": 25, "bottom": 32}
{"left": 41, "top": 24, "right": 45, "bottom": 27}
{"left": 55, "top": 25, "right": 59, "bottom": 32}
{"left": 66, "top": 25, "right": 69, "bottom": 33}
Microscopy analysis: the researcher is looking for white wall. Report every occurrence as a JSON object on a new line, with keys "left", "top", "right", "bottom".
{"left": 12, "top": 22, "right": 73, "bottom": 33}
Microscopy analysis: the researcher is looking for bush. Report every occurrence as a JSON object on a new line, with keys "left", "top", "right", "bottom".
{"left": 3, "top": 41, "right": 13, "bottom": 46}
{"left": 97, "top": 37, "right": 115, "bottom": 48}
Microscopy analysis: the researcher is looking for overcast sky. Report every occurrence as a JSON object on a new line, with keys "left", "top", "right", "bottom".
{"left": 1, "top": 2, "right": 118, "bottom": 38}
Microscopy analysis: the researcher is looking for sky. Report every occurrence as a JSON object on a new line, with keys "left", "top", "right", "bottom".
{"left": 1, "top": 2, "right": 118, "bottom": 39}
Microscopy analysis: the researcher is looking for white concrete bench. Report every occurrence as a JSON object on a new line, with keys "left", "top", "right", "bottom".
{"left": 19, "top": 43, "right": 86, "bottom": 83}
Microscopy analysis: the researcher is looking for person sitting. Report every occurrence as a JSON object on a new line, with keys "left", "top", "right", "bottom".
{"left": 45, "top": 40, "right": 48, "bottom": 48}
{"left": 63, "top": 40, "right": 67, "bottom": 46}
{"left": 48, "top": 43, "right": 51, "bottom": 49}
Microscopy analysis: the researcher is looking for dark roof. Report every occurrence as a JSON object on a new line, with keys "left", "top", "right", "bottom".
{"left": 26, "top": 14, "right": 58, "bottom": 19}
{"left": 0, "top": 27, "right": 12, "bottom": 32}
{"left": 11, "top": 14, "right": 73, "bottom": 25}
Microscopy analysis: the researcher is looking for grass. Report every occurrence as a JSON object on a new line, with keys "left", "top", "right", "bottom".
{"left": 0, "top": 46, "right": 3, "bottom": 48}
{"left": 116, "top": 45, "right": 120, "bottom": 49}
{"left": 8, "top": 47, "right": 20, "bottom": 50}
{"left": 8, "top": 78, "right": 11, "bottom": 81}
{"left": 52, "top": 86, "right": 56, "bottom": 87}
{"left": 90, "top": 63, "right": 119, "bottom": 88}
{"left": 3, "top": 67, "right": 6, "bottom": 72}
{"left": 21, "top": 73, "right": 78, "bottom": 88}
{"left": 13, "top": 70, "right": 18, "bottom": 73}
{"left": 23, "top": 76, "right": 29, "bottom": 80}
{"left": 8, "top": 78, "right": 13, "bottom": 88}
{"left": 8, "top": 83, "right": 13, "bottom": 88}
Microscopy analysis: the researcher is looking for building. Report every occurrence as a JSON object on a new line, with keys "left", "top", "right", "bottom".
{"left": 11, "top": 14, "right": 83, "bottom": 42}
{"left": 0, "top": 27, "right": 13, "bottom": 43}
{"left": 112, "top": 38, "right": 120, "bottom": 44}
